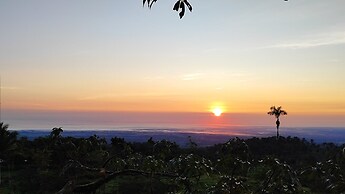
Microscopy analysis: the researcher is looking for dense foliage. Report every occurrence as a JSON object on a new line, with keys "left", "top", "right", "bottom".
{"left": 0, "top": 123, "right": 344, "bottom": 193}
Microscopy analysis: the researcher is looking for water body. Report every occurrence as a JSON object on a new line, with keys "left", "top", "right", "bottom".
{"left": 14, "top": 126, "right": 345, "bottom": 147}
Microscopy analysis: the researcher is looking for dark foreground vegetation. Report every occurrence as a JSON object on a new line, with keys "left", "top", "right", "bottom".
{"left": 1, "top": 122, "right": 345, "bottom": 194}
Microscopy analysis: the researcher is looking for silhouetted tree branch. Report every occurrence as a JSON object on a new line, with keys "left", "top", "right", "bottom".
{"left": 60, "top": 159, "right": 180, "bottom": 193}
{"left": 143, "top": 0, "right": 290, "bottom": 19}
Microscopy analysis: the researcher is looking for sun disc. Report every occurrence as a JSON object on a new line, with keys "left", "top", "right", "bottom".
{"left": 213, "top": 108, "right": 222, "bottom": 116}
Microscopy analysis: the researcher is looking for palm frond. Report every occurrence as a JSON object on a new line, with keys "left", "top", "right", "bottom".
{"left": 267, "top": 106, "right": 287, "bottom": 118}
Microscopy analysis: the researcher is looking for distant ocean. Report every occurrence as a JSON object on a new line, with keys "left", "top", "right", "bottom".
{"left": 5, "top": 111, "right": 345, "bottom": 146}
{"left": 14, "top": 126, "right": 345, "bottom": 147}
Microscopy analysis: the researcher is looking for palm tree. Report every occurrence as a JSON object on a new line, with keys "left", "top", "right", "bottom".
{"left": 267, "top": 106, "right": 287, "bottom": 139}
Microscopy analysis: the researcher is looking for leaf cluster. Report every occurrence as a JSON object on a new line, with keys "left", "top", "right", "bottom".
{"left": 143, "top": 0, "right": 193, "bottom": 19}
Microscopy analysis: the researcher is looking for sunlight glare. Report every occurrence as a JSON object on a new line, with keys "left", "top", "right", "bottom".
{"left": 213, "top": 108, "right": 223, "bottom": 117}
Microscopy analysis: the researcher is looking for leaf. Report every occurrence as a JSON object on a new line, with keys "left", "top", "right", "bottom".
{"left": 179, "top": 2, "right": 185, "bottom": 19}
{"left": 149, "top": 0, "right": 157, "bottom": 8}
{"left": 185, "top": 0, "right": 193, "bottom": 12}
{"left": 173, "top": 1, "right": 180, "bottom": 11}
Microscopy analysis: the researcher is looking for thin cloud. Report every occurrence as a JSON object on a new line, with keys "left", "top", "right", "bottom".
{"left": 264, "top": 32, "right": 345, "bottom": 49}
{"left": 0, "top": 86, "right": 21, "bottom": 90}
{"left": 79, "top": 92, "right": 179, "bottom": 101}
{"left": 181, "top": 73, "right": 204, "bottom": 81}
{"left": 328, "top": 59, "right": 340, "bottom": 63}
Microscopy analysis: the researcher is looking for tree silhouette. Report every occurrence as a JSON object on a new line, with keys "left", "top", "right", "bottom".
{"left": 0, "top": 122, "right": 18, "bottom": 186}
{"left": 3, "top": 133, "right": 344, "bottom": 193}
{"left": 50, "top": 127, "right": 63, "bottom": 139}
{"left": 267, "top": 106, "right": 287, "bottom": 139}
{"left": 0, "top": 122, "right": 18, "bottom": 156}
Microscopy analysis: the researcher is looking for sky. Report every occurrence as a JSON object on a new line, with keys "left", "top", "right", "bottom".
{"left": 1, "top": 0, "right": 345, "bottom": 129}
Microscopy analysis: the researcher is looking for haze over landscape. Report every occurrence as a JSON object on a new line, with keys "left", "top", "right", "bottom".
{"left": 1, "top": 0, "right": 345, "bottom": 137}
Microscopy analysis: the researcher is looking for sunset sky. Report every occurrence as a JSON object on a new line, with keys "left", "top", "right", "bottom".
{"left": 1, "top": 0, "right": 345, "bottom": 128}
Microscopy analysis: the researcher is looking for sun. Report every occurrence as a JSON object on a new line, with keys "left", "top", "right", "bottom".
{"left": 212, "top": 107, "right": 223, "bottom": 117}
